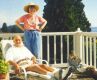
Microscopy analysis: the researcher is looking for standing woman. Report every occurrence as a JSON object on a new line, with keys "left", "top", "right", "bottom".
{"left": 15, "top": 3, "right": 47, "bottom": 58}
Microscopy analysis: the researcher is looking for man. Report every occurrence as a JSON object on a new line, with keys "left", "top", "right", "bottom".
{"left": 6, "top": 35, "right": 54, "bottom": 75}
{"left": 63, "top": 52, "right": 81, "bottom": 80}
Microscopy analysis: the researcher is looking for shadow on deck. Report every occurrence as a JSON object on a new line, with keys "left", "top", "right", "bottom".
{"left": 10, "top": 67, "right": 95, "bottom": 80}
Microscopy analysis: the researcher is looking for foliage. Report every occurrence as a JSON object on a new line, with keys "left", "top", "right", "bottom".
{"left": 43, "top": 0, "right": 91, "bottom": 32}
{"left": 43, "top": 0, "right": 92, "bottom": 62}
{"left": 1, "top": 23, "right": 8, "bottom": 33}
{"left": 0, "top": 59, "right": 9, "bottom": 74}
{"left": 0, "top": 44, "right": 9, "bottom": 74}
{"left": 0, "top": 23, "right": 23, "bottom": 33}
{"left": 8, "top": 25, "right": 23, "bottom": 33}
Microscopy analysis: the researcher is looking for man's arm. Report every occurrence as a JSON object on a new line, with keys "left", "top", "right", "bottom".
{"left": 8, "top": 60, "right": 20, "bottom": 74}
{"left": 31, "top": 56, "right": 37, "bottom": 64}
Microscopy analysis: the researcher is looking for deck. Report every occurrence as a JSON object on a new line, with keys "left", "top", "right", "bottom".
{"left": 8, "top": 67, "right": 95, "bottom": 80}
{"left": 0, "top": 28, "right": 97, "bottom": 80}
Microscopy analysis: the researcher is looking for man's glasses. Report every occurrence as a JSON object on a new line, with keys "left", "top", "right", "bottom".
{"left": 15, "top": 38, "right": 21, "bottom": 41}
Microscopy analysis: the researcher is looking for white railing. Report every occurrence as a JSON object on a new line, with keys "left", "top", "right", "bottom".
{"left": 73, "top": 28, "right": 97, "bottom": 68}
{"left": 0, "top": 28, "right": 97, "bottom": 68}
{"left": 41, "top": 32, "right": 76, "bottom": 67}
{"left": 81, "top": 32, "right": 97, "bottom": 68}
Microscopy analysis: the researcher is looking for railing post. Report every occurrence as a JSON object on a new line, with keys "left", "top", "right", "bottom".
{"left": 74, "top": 28, "right": 83, "bottom": 62}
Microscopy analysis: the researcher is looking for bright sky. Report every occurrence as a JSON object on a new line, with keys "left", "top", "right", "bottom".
{"left": 0, "top": 0, "right": 97, "bottom": 28}
{"left": 82, "top": 0, "right": 97, "bottom": 27}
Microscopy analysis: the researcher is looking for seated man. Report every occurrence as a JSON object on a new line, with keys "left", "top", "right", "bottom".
{"left": 5, "top": 35, "right": 54, "bottom": 75}
{"left": 63, "top": 52, "right": 81, "bottom": 80}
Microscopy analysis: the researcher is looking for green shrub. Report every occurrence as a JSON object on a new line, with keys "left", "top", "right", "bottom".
{"left": 0, "top": 59, "right": 9, "bottom": 74}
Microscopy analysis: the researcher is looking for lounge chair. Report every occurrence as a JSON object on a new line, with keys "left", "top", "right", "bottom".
{"left": 1, "top": 39, "right": 62, "bottom": 80}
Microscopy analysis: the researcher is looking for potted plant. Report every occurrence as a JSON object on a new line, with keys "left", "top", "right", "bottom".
{"left": 0, "top": 46, "right": 9, "bottom": 79}
{"left": 0, "top": 58, "right": 9, "bottom": 79}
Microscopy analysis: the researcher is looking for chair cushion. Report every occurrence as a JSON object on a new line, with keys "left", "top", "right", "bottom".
{"left": 26, "top": 71, "right": 52, "bottom": 79}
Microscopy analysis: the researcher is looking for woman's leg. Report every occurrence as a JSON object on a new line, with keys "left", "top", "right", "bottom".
{"left": 25, "top": 64, "right": 48, "bottom": 75}
{"left": 24, "top": 30, "right": 42, "bottom": 59}
{"left": 39, "top": 64, "right": 54, "bottom": 72}
{"left": 30, "top": 31, "right": 42, "bottom": 59}
{"left": 24, "top": 30, "right": 32, "bottom": 53}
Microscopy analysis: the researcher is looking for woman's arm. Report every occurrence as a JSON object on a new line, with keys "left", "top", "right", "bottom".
{"left": 39, "top": 20, "right": 47, "bottom": 31}
{"left": 15, "top": 20, "right": 25, "bottom": 31}
{"left": 38, "top": 16, "right": 47, "bottom": 31}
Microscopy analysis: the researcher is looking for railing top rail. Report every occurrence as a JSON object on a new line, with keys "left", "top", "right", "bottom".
{"left": 81, "top": 32, "right": 97, "bottom": 36}
{"left": 0, "top": 33, "right": 24, "bottom": 37}
{"left": 0, "top": 32, "right": 76, "bottom": 37}
{"left": 41, "top": 32, "right": 76, "bottom": 36}
{"left": 0, "top": 32, "right": 97, "bottom": 37}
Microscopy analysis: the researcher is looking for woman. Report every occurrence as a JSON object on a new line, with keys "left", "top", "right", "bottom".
{"left": 15, "top": 2, "right": 47, "bottom": 58}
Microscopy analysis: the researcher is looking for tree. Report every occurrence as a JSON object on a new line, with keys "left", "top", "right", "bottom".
{"left": 43, "top": 0, "right": 91, "bottom": 63}
{"left": 8, "top": 25, "right": 23, "bottom": 33}
{"left": 1, "top": 23, "right": 8, "bottom": 32}
{"left": 43, "top": 0, "right": 91, "bottom": 32}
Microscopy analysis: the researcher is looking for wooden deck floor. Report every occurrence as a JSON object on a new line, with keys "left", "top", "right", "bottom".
{"left": 62, "top": 68, "right": 95, "bottom": 80}
{"left": 9, "top": 68, "right": 95, "bottom": 80}
{"left": 67, "top": 73, "right": 95, "bottom": 80}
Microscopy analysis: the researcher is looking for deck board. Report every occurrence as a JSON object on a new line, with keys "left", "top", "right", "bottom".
{"left": 10, "top": 68, "right": 95, "bottom": 80}
{"left": 67, "top": 73, "right": 95, "bottom": 80}
{"left": 62, "top": 68, "right": 95, "bottom": 80}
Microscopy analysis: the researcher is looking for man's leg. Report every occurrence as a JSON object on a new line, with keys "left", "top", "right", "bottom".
{"left": 39, "top": 64, "right": 54, "bottom": 72}
{"left": 26, "top": 64, "right": 48, "bottom": 75}
{"left": 63, "top": 67, "right": 73, "bottom": 80}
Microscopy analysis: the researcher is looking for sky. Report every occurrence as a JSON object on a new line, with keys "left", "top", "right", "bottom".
{"left": 0, "top": 0, "right": 97, "bottom": 28}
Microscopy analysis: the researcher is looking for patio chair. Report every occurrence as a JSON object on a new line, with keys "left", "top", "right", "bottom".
{"left": 0, "top": 39, "right": 62, "bottom": 80}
